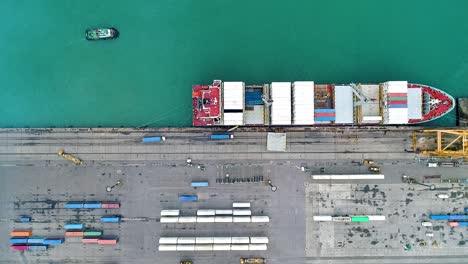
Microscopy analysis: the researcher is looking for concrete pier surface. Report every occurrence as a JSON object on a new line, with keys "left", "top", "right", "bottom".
{"left": 1, "top": 127, "right": 467, "bottom": 264}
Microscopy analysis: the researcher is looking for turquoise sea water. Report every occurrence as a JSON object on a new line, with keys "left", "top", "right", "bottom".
{"left": 1, "top": 0, "right": 467, "bottom": 128}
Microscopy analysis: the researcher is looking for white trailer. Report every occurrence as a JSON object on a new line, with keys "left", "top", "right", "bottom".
{"left": 197, "top": 209, "right": 216, "bottom": 216}
{"left": 231, "top": 244, "right": 250, "bottom": 251}
{"left": 213, "top": 237, "right": 232, "bottom": 244}
{"left": 215, "top": 216, "right": 233, "bottom": 223}
{"left": 158, "top": 245, "right": 177, "bottom": 251}
{"left": 158, "top": 237, "right": 178, "bottom": 244}
{"left": 196, "top": 237, "right": 214, "bottom": 244}
{"left": 178, "top": 216, "right": 197, "bottom": 223}
{"left": 233, "top": 216, "right": 251, "bottom": 223}
{"left": 160, "top": 210, "right": 180, "bottom": 216}
{"left": 232, "top": 202, "right": 251, "bottom": 208}
{"left": 233, "top": 209, "right": 252, "bottom": 216}
{"left": 215, "top": 209, "right": 233, "bottom": 215}
{"left": 177, "top": 237, "right": 196, "bottom": 244}
{"left": 231, "top": 237, "right": 250, "bottom": 244}
{"left": 251, "top": 216, "right": 270, "bottom": 223}
{"left": 248, "top": 244, "right": 268, "bottom": 251}
{"left": 176, "top": 244, "right": 195, "bottom": 251}
{"left": 250, "top": 237, "right": 269, "bottom": 244}
{"left": 196, "top": 216, "right": 215, "bottom": 223}
{"left": 195, "top": 244, "right": 213, "bottom": 251}
{"left": 160, "top": 217, "right": 179, "bottom": 223}
{"left": 213, "top": 244, "right": 231, "bottom": 251}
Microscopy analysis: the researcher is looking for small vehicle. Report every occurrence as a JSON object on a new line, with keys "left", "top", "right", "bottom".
{"left": 369, "top": 166, "right": 381, "bottom": 172}
{"left": 180, "top": 261, "right": 192, "bottom": 264}
{"left": 240, "top": 258, "right": 265, "bottom": 264}
{"left": 425, "top": 232, "right": 434, "bottom": 237}
{"left": 427, "top": 162, "right": 439, "bottom": 167}
{"left": 421, "top": 221, "right": 433, "bottom": 227}
{"left": 437, "top": 194, "right": 449, "bottom": 199}
{"left": 58, "top": 149, "right": 83, "bottom": 165}
{"left": 363, "top": 159, "right": 375, "bottom": 165}
{"left": 85, "top": 28, "right": 119, "bottom": 40}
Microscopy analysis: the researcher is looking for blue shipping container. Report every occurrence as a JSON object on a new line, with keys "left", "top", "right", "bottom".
{"left": 29, "top": 245, "right": 48, "bottom": 251}
{"left": 465, "top": 208, "right": 468, "bottom": 213}
{"left": 65, "top": 223, "right": 84, "bottom": 230}
{"left": 314, "top": 117, "right": 336, "bottom": 121}
{"left": 245, "top": 91, "right": 263, "bottom": 106}
{"left": 458, "top": 222, "right": 468, "bottom": 226}
{"left": 65, "top": 202, "right": 84, "bottom": 209}
{"left": 142, "top": 136, "right": 165, "bottom": 143}
{"left": 27, "top": 237, "right": 45, "bottom": 244}
{"left": 10, "top": 237, "right": 28, "bottom": 244}
{"left": 210, "top": 134, "right": 233, "bottom": 140}
{"left": 388, "top": 104, "right": 408, "bottom": 108}
{"left": 191, "top": 181, "right": 209, "bottom": 187}
{"left": 19, "top": 217, "right": 31, "bottom": 222}
{"left": 179, "top": 195, "right": 198, "bottom": 202}
{"left": 314, "top": 109, "right": 335, "bottom": 113}
{"left": 101, "top": 216, "right": 121, "bottom": 223}
{"left": 448, "top": 215, "right": 467, "bottom": 220}
{"left": 43, "top": 238, "right": 64, "bottom": 245}
{"left": 84, "top": 203, "right": 102, "bottom": 209}
{"left": 430, "top": 215, "right": 450, "bottom": 220}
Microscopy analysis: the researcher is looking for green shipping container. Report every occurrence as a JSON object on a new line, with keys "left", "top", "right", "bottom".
{"left": 83, "top": 231, "right": 102, "bottom": 237}
{"left": 351, "top": 216, "right": 369, "bottom": 222}
{"left": 388, "top": 96, "right": 407, "bottom": 101}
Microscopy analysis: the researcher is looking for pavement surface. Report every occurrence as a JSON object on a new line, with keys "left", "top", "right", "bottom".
{"left": 0, "top": 127, "right": 467, "bottom": 264}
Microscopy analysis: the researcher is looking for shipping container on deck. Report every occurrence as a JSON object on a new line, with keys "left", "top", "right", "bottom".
{"left": 84, "top": 231, "right": 102, "bottom": 237}
{"left": 179, "top": 195, "right": 198, "bottom": 202}
{"left": 84, "top": 202, "right": 102, "bottom": 209}
{"left": 161, "top": 210, "right": 180, "bottom": 216}
{"left": 29, "top": 245, "right": 48, "bottom": 251}
{"left": 158, "top": 245, "right": 177, "bottom": 251}
{"left": 430, "top": 214, "right": 450, "bottom": 220}
{"left": 10, "top": 237, "right": 28, "bottom": 244}
{"left": 142, "top": 136, "right": 166, "bottom": 142}
{"left": 65, "top": 202, "right": 84, "bottom": 209}
{"left": 191, "top": 181, "right": 209, "bottom": 187}
{"left": 100, "top": 216, "right": 121, "bottom": 223}
{"left": 27, "top": 237, "right": 45, "bottom": 244}
{"left": 270, "top": 82, "right": 292, "bottom": 125}
{"left": 65, "top": 224, "right": 84, "bottom": 230}
{"left": 98, "top": 238, "right": 118, "bottom": 245}
{"left": 82, "top": 238, "right": 99, "bottom": 244}
{"left": 10, "top": 245, "right": 28, "bottom": 251}
{"left": 66, "top": 231, "right": 84, "bottom": 237}
{"left": 43, "top": 238, "right": 64, "bottom": 245}
{"left": 10, "top": 230, "right": 32, "bottom": 237}
{"left": 101, "top": 202, "right": 120, "bottom": 209}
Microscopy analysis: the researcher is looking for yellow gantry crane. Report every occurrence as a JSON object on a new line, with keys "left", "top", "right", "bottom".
{"left": 413, "top": 129, "right": 468, "bottom": 160}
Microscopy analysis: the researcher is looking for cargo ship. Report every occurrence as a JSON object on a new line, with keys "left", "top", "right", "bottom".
{"left": 192, "top": 80, "right": 454, "bottom": 126}
{"left": 85, "top": 28, "right": 119, "bottom": 41}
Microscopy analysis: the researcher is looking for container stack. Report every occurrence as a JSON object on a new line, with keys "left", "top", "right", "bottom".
{"left": 430, "top": 212, "right": 468, "bottom": 227}
{"left": 313, "top": 215, "right": 386, "bottom": 222}
{"left": 10, "top": 230, "right": 64, "bottom": 251}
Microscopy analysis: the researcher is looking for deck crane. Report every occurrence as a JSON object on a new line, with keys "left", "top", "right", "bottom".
{"left": 349, "top": 83, "right": 377, "bottom": 105}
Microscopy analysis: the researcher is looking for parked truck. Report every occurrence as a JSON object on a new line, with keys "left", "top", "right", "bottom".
{"left": 240, "top": 258, "right": 265, "bottom": 264}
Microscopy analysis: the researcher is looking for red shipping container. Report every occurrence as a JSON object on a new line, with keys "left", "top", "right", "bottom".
{"left": 388, "top": 100, "right": 407, "bottom": 105}
{"left": 10, "top": 230, "right": 32, "bottom": 237}
{"left": 387, "top": 93, "right": 408, "bottom": 97}
{"left": 101, "top": 203, "right": 120, "bottom": 209}
{"left": 98, "top": 239, "right": 118, "bottom": 245}
{"left": 10, "top": 245, "right": 28, "bottom": 251}
{"left": 66, "top": 231, "right": 84, "bottom": 237}
{"left": 82, "top": 238, "right": 99, "bottom": 244}
{"left": 448, "top": 222, "right": 459, "bottom": 227}
{"left": 314, "top": 112, "right": 335, "bottom": 117}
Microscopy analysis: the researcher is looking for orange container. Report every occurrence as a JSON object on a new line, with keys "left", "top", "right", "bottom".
{"left": 10, "top": 230, "right": 32, "bottom": 237}
{"left": 98, "top": 239, "right": 118, "bottom": 245}
{"left": 82, "top": 238, "right": 99, "bottom": 244}
{"left": 66, "top": 231, "right": 84, "bottom": 237}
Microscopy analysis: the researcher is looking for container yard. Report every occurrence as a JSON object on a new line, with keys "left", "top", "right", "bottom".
{"left": 1, "top": 127, "right": 467, "bottom": 264}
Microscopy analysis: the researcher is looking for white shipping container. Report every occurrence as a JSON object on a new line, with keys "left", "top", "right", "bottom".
{"left": 177, "top": 237, "right": 196, "bottom": 244}
{"left": 249, "top": 237, "right": 269, "bottom": 244}
{"left": 223, "top": 82, "right": 245, "bottom": 110}
{"left": 232, "top": 202, "right": 251, "bottom": 208}
{"left": 196, "top": 216, "right": 215, "bottom": 223}
{"left": 197, "top": 209, "right": 216, "bottom": 216}
{"left": 233, "top": 209, "right": 252, "bottom": 216}
{"left": 158, "top": 245, "right": 177, "bottom": 251}
{"left": 196, "top": 237, "right": 214, "bottom": 244}
{"left": 215, "top": 209, "right": 233, "bottom": 215}
{"left": 160, "top": 210, "right": 180, "bottom": 216}
{"left": 159, "top": 237, "right": 178, "bottom": 244}
{"left": 177, "top": 244, "right": 195, "bottom": 251}
{"left": 248, "top": 244, "right": 268, "bottom": 251}
{"left": 231, "top": 244, "right": 249, "bottom": 251}
{"left": 271, "top": 82, "right": 292, "bottom": 125}
{"left": 233, "top": 216, "right": 251, "bottom": 223}
{"left": 213, "top": 244, "right": 231, "bottom": 251}
{"left": 231, "top": 237, "right": 250, "bottom": 244}
{"left": 368, "top": 215, "right": 386, "bottom": 221}
{"left": 178, "top": 216, "right": 197, "bottom": 223}
{"left": 215, "top": 216, "right": 233, "bottom": 223}
{"left": 195, "top": 244, "right": 213, "bottom": 251}
{"left": 213, "top": 237, "right": 231, "bottom": 244}
{"left": 313, "top": 216, "right": 333, "bottom": 222}
{"left": 292, "top": 81, "right": 315, "bottom": 125}
{"left": 251, "top": 216, "right": 270, "bottom": 223}
{"left": 160, "top": 217, "right": 179, "bottom": 223}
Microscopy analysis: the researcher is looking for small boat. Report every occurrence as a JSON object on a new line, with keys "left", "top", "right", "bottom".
{"left": 85, "top": 28, "right": 118, "bottom": 40}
